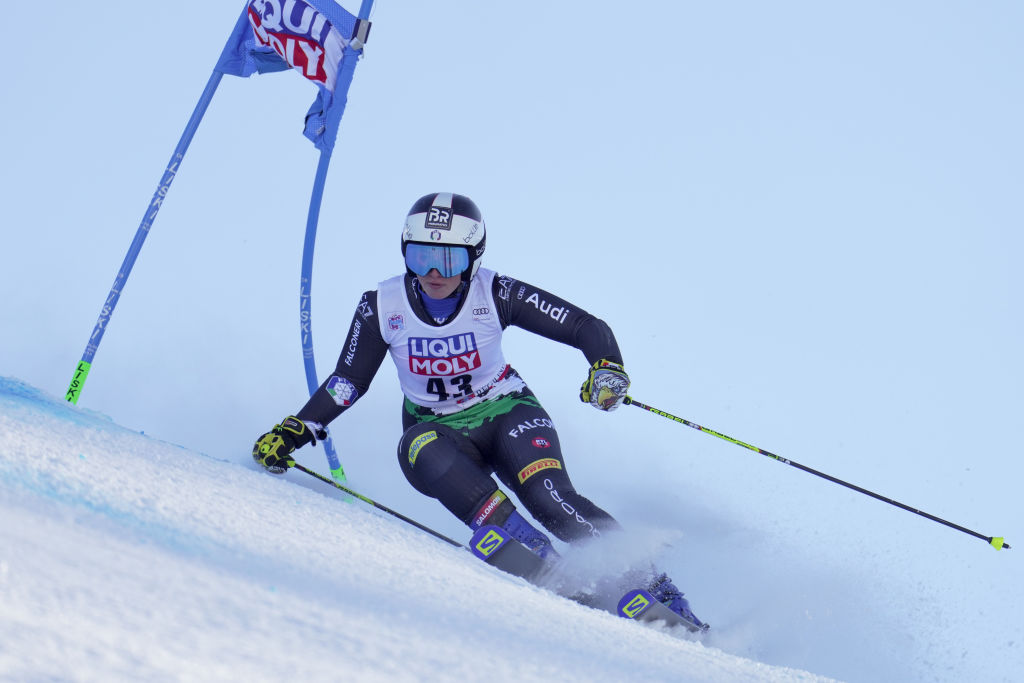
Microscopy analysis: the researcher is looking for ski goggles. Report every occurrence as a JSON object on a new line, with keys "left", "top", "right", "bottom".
{"left": 404, "top": 243, "right": 470, "bottom": 277}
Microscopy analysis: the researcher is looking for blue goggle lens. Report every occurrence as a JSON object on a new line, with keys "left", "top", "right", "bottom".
{"left": 405, "top": 243, "right": 470, "bottom": 277}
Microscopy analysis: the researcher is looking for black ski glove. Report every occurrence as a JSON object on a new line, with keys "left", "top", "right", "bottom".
{"left": 252, "top": 416, "right": 315, "bottom": 474}
{"left": 580, "top": 359, "right": 630, "bottom": 411}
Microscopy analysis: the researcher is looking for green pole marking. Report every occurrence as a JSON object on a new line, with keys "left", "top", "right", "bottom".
{"left": 65, "top": 361, "right": 92, "bottom": 405}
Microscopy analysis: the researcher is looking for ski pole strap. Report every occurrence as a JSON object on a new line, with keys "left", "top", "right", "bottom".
{"left": 623, "top": 396, "right": 1010, "bottom": 551}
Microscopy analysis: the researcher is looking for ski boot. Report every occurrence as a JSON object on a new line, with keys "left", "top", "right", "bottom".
{"left": 468, "top": 491, "right": 560, "bottom": 560}
{"left": 647, "top": 572, "right": 707, "bottom": 631}
{"left": 501, "top": 509, "right": 560, "bottom": 560}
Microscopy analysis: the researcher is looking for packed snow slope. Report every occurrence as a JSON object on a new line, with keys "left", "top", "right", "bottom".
{"left": 2, "top": 377, "right": 835, "bottom": 682}
{"left": 2, "top": 375, "right": 1021, "bottom": 682}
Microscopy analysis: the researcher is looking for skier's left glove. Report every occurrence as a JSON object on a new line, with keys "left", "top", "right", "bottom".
{"left": 580, "top": 359, "right": 630, "bottom": 411}
{"left": 252, "top": 416, "right": 315, "bottom": 474}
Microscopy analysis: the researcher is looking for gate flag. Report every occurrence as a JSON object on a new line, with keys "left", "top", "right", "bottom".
{"left": 216, "top": 0, "right": 372, "bottom": 151}
{"left": 66, "top": 0, "right": 374, "bottom": 484}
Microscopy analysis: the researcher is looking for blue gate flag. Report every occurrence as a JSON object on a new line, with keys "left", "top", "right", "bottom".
{"left": 215, "top": 0, "right": 371, "bottom": 151}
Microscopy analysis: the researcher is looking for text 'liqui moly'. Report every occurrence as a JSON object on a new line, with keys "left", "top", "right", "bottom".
{"left": 247, "top": 0, "right": 343, "bottom": 88}
{"left": 408, "top": 334, "right": 481, "bottom": 376}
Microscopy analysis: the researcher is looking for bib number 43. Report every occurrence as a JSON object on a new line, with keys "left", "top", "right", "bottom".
{"left": 427, "top": 374, "right": 473, "bottom": 401}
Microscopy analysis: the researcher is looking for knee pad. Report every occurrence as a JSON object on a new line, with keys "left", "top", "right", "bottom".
{"left": 397, "top": 423, "right": 483, "bottom": 486}
{"left": 396, "top": 423, "right": 498, "bottom": 521}
{"left": 398, "top": 423, "right": 455, "bottom": 493}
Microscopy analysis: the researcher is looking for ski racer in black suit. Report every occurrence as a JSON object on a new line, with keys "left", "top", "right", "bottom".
{"left": 253, "top": 192, "right": 704, "bottom": 628}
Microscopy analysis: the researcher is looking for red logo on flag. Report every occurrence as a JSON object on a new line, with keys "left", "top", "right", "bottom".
{"left": 246, "top": 3, "right": 343, "bottom": 89}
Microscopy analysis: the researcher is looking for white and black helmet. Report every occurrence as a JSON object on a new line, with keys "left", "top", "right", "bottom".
{"left": 401, "top": 193, "right": 486, "bottom": 282}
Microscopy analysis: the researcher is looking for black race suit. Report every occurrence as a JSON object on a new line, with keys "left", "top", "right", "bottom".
{"left": 295, "top": 272, "right": 622, "bottom": 543}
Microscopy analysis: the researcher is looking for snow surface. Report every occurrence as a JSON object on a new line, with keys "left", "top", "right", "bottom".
{"left": 3, "top": 377, "right": 832, "bottom": 683}
{"left": 1, "top": 376, "right": 1019, "bottom": 682}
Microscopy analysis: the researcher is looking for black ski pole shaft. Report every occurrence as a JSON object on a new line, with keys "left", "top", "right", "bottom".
{"left": 624, "top": 396, "right": 1010, "bottom": 551}
{"left": 293, "top": 463, "right": 462, "bottom": 548}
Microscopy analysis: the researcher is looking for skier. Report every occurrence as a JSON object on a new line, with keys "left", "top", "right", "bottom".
{"left": 252, "top": 192, "right": 703, "bottom": 627}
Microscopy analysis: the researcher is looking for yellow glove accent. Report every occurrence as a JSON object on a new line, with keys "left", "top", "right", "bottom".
{"left": 580, "top": 359, "right": 630, "bottom": 411}
{"left": 252, "top": 416, "right": 311, "bottom": 474}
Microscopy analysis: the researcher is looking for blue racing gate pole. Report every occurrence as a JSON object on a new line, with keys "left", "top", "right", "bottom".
{"left": 301, "top": 150, "right": 345, "bottom": 479}
{"left": 66, "top": 71, "right": 225, "bottom": 404}
{"left": 300, "top": 0, "right": 374, "bottom": 482}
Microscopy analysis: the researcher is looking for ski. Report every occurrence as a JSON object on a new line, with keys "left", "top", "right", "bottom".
{"left": 294, "top": 464, "right": 710, "bottom": 632}
{"left": 469, "top": 524, "right": 546, "bottom": 581}
{"left": 468, "top": 525, "right": 709, "bottom": 634}
{"left": 617, "top": 588, "right": 710, "bottom": 634}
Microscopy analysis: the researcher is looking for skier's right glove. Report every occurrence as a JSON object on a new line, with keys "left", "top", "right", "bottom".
{"left": 252, "top": 416, "right": 315, "bottom": 474}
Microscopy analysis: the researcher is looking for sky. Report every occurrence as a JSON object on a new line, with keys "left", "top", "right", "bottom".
{"left": 2, "top": 1, "right": 1022, "bottom": 680}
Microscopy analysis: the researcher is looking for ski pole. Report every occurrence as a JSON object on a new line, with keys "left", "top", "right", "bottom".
{"left": 293, "top": 464, "right": 462, "bottom": 548}
{"left": 623, "top": 396, "right": 1010, "bottom": 551}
